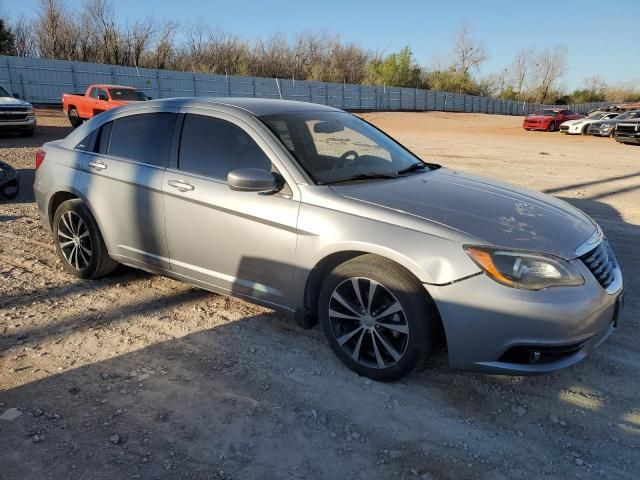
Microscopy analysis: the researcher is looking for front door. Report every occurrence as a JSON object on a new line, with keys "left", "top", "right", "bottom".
{"left": 162, "top": 109, "right": 300, "bottom": 310}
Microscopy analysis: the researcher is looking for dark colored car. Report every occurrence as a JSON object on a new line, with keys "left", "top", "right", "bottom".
{"left": 614, "top": 118, "right": 640, "bottom": 145}
{"left": 523, "top": 109, "right": 582, "bottom": 132}
{"left": 588, "top": 109, "right": 640, "bottom": 137}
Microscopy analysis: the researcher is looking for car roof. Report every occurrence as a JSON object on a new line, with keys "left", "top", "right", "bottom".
{"left": 144, "top": 97, "right": 342, "bottom": 116}
{"left": 93, "top": 84, "right": 140, "bottom": 90}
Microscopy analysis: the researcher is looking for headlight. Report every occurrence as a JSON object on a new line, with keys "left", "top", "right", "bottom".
{"left": 464, "top": 245, "right": 584, "bottom": 290}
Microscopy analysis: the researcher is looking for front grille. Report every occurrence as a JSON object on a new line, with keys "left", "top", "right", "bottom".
{"left": 560, "top": 125, "right": 569, "bottom": 131}
{"left": 580, "top": 240, "right": 617, "bottom": 289}
{"left": 0, "top": 113, "right": 28, "bottom": 121}
{"left": 616, "top": 123, "right": 639, "bottom": 134}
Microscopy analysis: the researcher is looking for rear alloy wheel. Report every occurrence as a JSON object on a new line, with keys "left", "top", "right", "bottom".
{"left": 548, "top": 121, "right": 557, "bottom": 132}
{"left": 53, "top": 199, "right": 117, "bottom": 279}
{"left": 319, "top": 255, "right": 438, "bottom": 381}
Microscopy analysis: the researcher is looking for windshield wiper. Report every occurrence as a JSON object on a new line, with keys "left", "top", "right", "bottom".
{"left": 321, "top": 172, "right": 398, "bottom": 185}
{"left": 396, "top": 162, "right": 427, "bottom": 175}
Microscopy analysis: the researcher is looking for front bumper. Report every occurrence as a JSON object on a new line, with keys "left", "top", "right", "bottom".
{"left": 428, "top": 259, "right": 622, "bottom": 374}
{"left": 523, "top": 122, "right": 550, "bottom": 131}
{"left": 615, "top": 134, "right": 640, "bottom": 144}
{"left": 588, "top": 126, "right": 614, "bottom": 136}
{"left": 561, "top": 124, "right": 584, "bottom": 134}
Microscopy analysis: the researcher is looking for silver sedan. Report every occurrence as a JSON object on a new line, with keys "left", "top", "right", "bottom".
{"left": 33, "top": 98, "right": 624, "bottom": 381}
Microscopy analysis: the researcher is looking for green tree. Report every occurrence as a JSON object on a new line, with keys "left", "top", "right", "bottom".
{"left": 364, "top": 47, "right": 422, "bottom": 88}
{"left": 0, "top": 18, "right": 16, "bottom": 55}
{"left": 423, "top": 67, "right": 480, "bottom": 94}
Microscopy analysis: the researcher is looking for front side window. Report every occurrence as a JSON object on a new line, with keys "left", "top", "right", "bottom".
{"left": 261, "top": 111, "right": 428, "bottom": 184}
{"left": 101, "top": 113, "right": 175, "bottom": 166}
{"left": 0, "top": 85, "right": 10, "bottom": 97}
{"left": 178, "top": 114, "right": 272, "bottom": 181}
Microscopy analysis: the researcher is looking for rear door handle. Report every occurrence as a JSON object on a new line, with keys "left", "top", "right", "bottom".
{"left": 88, "top": 160, "right": 107, "bottom": 171}
{"left": 168, "top": 179, "right": 195, "bottom": 192}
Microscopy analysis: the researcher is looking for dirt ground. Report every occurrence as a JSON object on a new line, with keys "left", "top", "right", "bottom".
{"left": 1, "top": 109, "right": 638, "bottom": 480}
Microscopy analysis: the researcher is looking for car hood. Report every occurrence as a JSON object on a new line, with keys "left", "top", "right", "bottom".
{"left": 0, "top": 96, "right": 32, "bottom": 108}
{"left": 331, "top": 168, "right": 596, "bottom": 259}
{"left": 561, "top": 119, "right": 586, "bottom": 126}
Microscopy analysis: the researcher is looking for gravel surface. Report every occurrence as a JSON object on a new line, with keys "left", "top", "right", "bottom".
{"left": 1, "top": 109, "right": 638, "bottom": 480}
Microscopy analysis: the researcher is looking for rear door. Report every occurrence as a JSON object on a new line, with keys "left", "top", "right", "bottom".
{"left": 162, "top": 108, "right": 300, "bottom": 310}
{"left": 77, "top": 108, "right": 179, "bottom": 270}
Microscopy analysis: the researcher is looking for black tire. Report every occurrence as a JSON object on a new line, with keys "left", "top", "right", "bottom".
{"left": 548, "top": 121, "right": 557, "bottom": 132}
{"left": 318, "top": 254, "right": 439, "bottom": 382}
{"left": 68, "top": 107, "right": 82, "bottom": 128}
{"left": 582, "top": 124, "right": 590, "bottom": 135}
{"left": 53, "top": 199, "right": 117, "bottom": 279}
{"left": 0, "top": 177, "right": 19, "bottom": 200}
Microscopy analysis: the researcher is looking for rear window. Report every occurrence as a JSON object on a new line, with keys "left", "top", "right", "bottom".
{"left": 533, "top": 110, "right": 558, "bottom": 117}
{"left": 109, "top": 88, "right": 147, "bottom": 101}
{"left": 101, "top": 113, "right": 175, "bottom": 166}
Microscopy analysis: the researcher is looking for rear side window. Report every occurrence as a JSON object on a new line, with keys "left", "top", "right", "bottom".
{"left": 105, "top": 113, "right": 176, "bottom": 167}
{"left": 178, "top": 114, "right": 271, "bottom": 181}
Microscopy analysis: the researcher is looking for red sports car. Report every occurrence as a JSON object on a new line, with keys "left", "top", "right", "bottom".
{"left": 523, "top": 109, "right": 582, "bottom": 132}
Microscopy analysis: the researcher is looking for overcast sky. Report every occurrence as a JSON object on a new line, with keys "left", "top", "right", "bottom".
{"left": 3, "top": 0, "right": 638, "bottom": 89}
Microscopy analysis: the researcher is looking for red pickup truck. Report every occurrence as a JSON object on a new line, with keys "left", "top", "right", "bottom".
{"left": 62, "top": 84, "right": 148, "bottom": 127}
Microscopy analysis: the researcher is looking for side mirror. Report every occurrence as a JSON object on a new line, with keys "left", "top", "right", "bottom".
{"left": 98, "top": 94, "right": 108, "bottom": 101}
{"left": 227, "top": 168, "right": 278, "bottom": 192}
{"left": 146, "top": 96, "right": 152, "bottom": 100}
{"left": 13, "top": 93, "right": 20, "bottom": 99}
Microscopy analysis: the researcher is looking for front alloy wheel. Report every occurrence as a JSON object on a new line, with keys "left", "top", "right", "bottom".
{"left": 328, "top": 277, "right": 409, "bottom": 369}
{"left": 319, "top": 254, "right": 438, "bottom": 381}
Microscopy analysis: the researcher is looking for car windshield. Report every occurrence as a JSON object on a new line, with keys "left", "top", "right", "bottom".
{"left": 260, "top": 111, "right": 432, "bottom": 184}
{"left": 532, "top": 110, "right": 558, "bottom": 117}
{"left": 586, "top": 112, "right": 607, "bottom": 120}
{"left": 0, "top": 85, "right": 10, "bottom": 97}
{"left": 617, "top": 111, "right": 640, "bottom": 120}
{"left": 109, "top": 88, "right": 147, "bottom": 101}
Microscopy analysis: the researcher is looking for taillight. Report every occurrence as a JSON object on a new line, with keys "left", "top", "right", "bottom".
{"left": 35, "top": 149, "right": 46, "bottom": 170}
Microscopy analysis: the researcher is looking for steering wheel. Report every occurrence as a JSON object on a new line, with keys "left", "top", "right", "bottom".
{"left": 333, "top": 150, "right": 360, "bottom": 170}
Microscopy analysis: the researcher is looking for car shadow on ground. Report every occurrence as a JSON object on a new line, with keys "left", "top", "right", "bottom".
{"left": 1, "top": 186, "right": 639, "bottom": 479}
{"left": 0, "top": 125, "right": 73, "bottom": 149}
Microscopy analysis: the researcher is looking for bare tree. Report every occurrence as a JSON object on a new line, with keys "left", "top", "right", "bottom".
{"left": 147, "top": 20, "right": 178, "bottom": 69}
{"left": 509, "top": 47, "right": 535, "bottom": 98}
{"left": 530, "top": 46, "right": 567, "bottom": 103}
{"left": 36, "top": 0, "right": 78, "bottom": 59}
{"left": 452, "top": 25, "right": 487, "bottom": 76}
{"left": 12, "top": 16, "right": 36, "bottom": 57}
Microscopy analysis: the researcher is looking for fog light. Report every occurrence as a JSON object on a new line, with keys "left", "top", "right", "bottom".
{"left": 529, "top": 351, "right": 541, "bottom": 363}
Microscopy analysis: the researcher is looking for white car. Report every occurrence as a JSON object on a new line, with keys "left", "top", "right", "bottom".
{"left": 560, "top": 111, "right": 619, "bottom": 135}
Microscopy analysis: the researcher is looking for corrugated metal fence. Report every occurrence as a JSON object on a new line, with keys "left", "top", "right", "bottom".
{"left": 0, "top": 55, "right": 610, "bottom": 115}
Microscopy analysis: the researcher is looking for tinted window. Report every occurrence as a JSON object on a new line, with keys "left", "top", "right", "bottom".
{"left": 179, "top": 114, "right": 271, "bottom": 180}
{"left": 0, "top": 85, "right": 10, "bottom": 97}
{"left": 109, "top": 88, "right": 147, "bottom": 101}
{"left": 96, "top": 122, "right": 113, "bottom": 155}
{"left": 107, "top": 113, "right": 175, "bottom": 166}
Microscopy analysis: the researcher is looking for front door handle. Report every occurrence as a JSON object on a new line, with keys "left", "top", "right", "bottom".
{"left": 88, "top": 160, "right": 107, "bottom": 171}
{"left": 168, "top": 179, "right": 195, "bottom": 192}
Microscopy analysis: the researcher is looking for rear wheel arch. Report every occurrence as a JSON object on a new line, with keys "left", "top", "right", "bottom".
{"left": 48, "top": 191, "right": 79, "bottom": 228}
